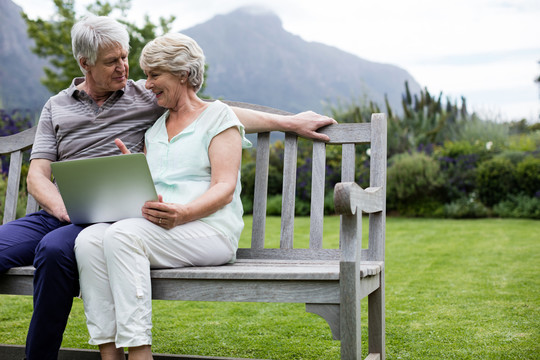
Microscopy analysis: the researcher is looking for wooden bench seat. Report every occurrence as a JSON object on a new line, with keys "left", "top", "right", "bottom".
{"left": 0, "top": 101, "right": 387, "bottom": 360}
{"left": 2, "top": 260, "right": 382, "bottom": 299}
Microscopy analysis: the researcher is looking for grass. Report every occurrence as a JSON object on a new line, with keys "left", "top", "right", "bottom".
{"left": 0, "top": 217, "right": 539, "bottom": 359}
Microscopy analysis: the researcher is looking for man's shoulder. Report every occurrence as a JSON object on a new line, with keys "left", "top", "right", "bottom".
{"left": 47, "top": 78, "right": 81, "bottom": 104}
{"left": 124, "top": 79, "right": 154, "bottom": 100}
{"left": 125, "top": 78, "right": 148, "bottom": 91}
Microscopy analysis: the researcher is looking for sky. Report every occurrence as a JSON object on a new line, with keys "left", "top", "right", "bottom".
{"left": 12, "top": 0, "right": 540, "bottom": 122}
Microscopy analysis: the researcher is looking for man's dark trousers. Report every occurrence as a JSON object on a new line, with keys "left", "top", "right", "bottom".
{"left": 0, "top": 211, "right": 84, "bottom": 360}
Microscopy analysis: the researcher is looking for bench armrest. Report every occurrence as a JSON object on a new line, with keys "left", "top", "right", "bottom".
{"left": 334, "top": 182, "right": 384, "bottom": 215}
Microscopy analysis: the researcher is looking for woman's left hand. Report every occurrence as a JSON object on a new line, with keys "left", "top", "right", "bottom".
{"left": 142, "top": 195, "right": 188, "bottom": 229}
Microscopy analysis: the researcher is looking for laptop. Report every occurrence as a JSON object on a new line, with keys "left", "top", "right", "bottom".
{"left": 50, "top": 153, "right": 158, "bottom": 225}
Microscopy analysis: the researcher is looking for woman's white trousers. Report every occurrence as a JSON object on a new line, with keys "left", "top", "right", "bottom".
{"left": 74, "top": 218, "right": 234, "bottom": 347}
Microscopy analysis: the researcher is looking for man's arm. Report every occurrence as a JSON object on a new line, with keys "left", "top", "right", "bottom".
{"left": 27, "top": 159, "right": 70, "bottom": 222}
{"left": 231, "top": 106, "right": 337, "bottom": 142}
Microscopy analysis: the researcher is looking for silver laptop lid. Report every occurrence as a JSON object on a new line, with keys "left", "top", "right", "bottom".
{"left": 51, "top": 153, "right": 158, "bottom": 225}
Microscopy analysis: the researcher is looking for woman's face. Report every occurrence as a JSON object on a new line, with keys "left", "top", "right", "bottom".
{"left": 144, "top": 69, "right": 184, "bottom": 109}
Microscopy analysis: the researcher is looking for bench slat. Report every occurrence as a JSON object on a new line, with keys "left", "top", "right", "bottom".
{"left": 26, "top": 194, "right": 39, "bottom": 214}
{"left": 280, "top": 133, "right": 297, "bottom": 249}
{"left": 3, "top": 261, "right": 382, "bottom": 281}
{"left": 368, "top": 114, "right": 387, "bottom": 263}
{"left": 309, "top": 141, "right": 326, "bottom": 249}
{"left": 342, "top": 143, "right": 356, "bottom": 183}
{"left": 151, "top": 278, "right": 341, "bottom": 303}
{"left": 0, "top": 126, "right": 36, "bottom": 154}
{"left": 152, "top": 261, "right": 341, "bottom": 280}
{"left": 318, "top": 123, "right": 371, "bottom": 144}
{"left": 251, "top": 132, "right": 270, "bottom": 249}
{"left": 236, "top": 248, "right": 340, "bottom": 260}
{"left": 3, "top": 150, "right": 23, "bottom": 224}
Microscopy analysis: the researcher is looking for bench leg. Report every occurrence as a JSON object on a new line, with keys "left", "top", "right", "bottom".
{"left": 368, "top": 271, "right": 385, "bottom": 359}
{"left": 340, "top": 261, "right": 361, "bottom": 360}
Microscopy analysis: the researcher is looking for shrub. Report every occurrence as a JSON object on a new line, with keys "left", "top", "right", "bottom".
{"left": 437, "top": 153, "right": 479, "bottom": 202}
{"left": 294, "top": 198, "right": 310, "bottom": 216}
{"left": 387, "top": 152, "right": 445, "bottom": 216}
{"left": 507, "top": 133, "right": 540, "bottom": 152}
{"left": 458, "top": 118, "right": 509, "bottom": 148}
{"left": 240, "top": 151, "right": 283, "bottom": 214}
{"left": 443, "top": 197, "right": 490, "bottom": 218}
{"left": 295, "top": 157, "right": 312, "bottom": 202}
{"left": 0, "top": 109, "right": 35, "bottom": 174}
{"left": 476, "top": 157, "right": 517, "bottom": 207}
{"left": 240, "top": 195, "right": 253, "bottom": 215}
{"left": 495, "top": 150, "right": 529, "bottom": 165}
{"left": 493, "top": 194, "right": 540, "bottom": 219}
{"left": 434, "top": 141, "right": 489, "bottom": 203}
{"left": 435, "top": 139, "right": 490, "bottom": 160}
{"left": 266, "top": 195, "right": 282, "bottom": 216}
{"left": 324, "top": 191, "right": 335, "bottom": 215}
{"left": 240, "top": 161, "right": 256, "bottom": 210}
{"left": 515, "top": 156, "right": 540, "bottom": 197}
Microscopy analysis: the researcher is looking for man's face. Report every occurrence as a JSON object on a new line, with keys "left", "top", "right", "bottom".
{"left": 85, "top": 45, "right": 129, "bottom": 92}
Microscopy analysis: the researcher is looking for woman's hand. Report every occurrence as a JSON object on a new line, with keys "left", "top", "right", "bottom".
{"left": 288, "top": 111, "right": 337, "bottom": 141}
{"left": 231, "top": 107, "right": 336, "bottom": 142}
{"left": 142, "top": 195, "right": 188, "bottom": 230}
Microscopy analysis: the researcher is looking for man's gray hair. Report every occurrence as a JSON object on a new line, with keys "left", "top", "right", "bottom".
{"left": 139, "top": 33, "right": 205, "bottom": 93}
{"left": 71, "top": 15, "right": 130, "bottom": 74}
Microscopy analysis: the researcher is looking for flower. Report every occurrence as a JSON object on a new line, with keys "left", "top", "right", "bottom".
{"left": 486, "top": 141, "right": 493, "bottom": 150}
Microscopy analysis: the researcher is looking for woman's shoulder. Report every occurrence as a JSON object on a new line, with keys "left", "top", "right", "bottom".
{"left": 203, "top": 100, "right": 251, "bottom": 148}
{"left": 206, "top": 99, "right": 231, "bottom": 112}
{"left": 205, "top": 100, "right": 239, "bottom": 123}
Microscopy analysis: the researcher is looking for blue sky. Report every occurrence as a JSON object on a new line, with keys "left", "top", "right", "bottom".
{"left": 13, "top": 0, "right": 540, "bottom": 122}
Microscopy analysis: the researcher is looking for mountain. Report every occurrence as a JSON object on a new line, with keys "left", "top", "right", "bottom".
{"left": 0, "top": 2, "right": 420, "bottom": 116}
{"left": 0, "top": 0, "right": 51, "bottom": 113}
{"left": 183, "top": 6, "right": 421, "bottom": 113}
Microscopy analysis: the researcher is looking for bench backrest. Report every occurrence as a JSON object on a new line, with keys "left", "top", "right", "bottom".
{"left": 0, "top": 126, "right": 39, "bottom": 224}
{"left": 224, "top": 102, "right": 387, "bottom": 263}
{"left": 0, "top": 102, "right": 386, "bottom": 263}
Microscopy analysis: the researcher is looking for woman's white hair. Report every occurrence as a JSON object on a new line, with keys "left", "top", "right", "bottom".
{"left": 139, "top": 33, "right": 205, "bottom": 93}
{"left": 71, "top": 15, "right": 130, "bottom": 74}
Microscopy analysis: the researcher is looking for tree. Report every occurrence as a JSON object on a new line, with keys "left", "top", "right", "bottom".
{"left": 22, "top": 0, "right": 177, "bottom": 94}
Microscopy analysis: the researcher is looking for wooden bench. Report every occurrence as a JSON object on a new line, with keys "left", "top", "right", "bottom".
{"left": 0, "top": 102, "right": 387, "bottom": 360}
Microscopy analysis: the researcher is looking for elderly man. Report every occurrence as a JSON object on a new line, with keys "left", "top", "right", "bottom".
{"left": 0, "top": 15, "right": 334, "bottom": 360}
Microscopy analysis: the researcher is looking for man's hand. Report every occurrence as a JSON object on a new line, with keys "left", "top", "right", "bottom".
{"left": 27, "top": 159, "right": 70, "bottom": 223}
{"left": 114, "top": 138, "right": 131, "bottom": 154}
{"left": 51, "top": 206, "right": 70, "bottom": 223}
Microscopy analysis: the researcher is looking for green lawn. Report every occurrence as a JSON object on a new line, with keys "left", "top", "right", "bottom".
{"left": 1, "top": 217, "right": 539, "bottom": 359}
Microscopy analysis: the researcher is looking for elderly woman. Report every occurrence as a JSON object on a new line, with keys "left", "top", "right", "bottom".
{"left": 74, "top": 33, "right": 250, "bottom": 360}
